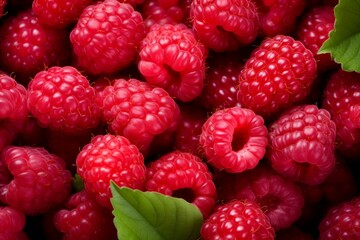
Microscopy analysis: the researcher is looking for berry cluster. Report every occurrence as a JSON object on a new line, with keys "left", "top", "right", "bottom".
{"left": 0, "top": 0, "right": 359, "bottom": 239}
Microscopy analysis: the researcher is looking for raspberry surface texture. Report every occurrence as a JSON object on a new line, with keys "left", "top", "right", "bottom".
{"left": 0, "top": 146, "right": 72, "bottom": 215}
{"left": 145, "top": 150, "right": 217, "bottom": 218}
{"left": 70, "top": 0, "right": 146, "bottom": 75}
{"left": 237, "top": 35, "right": 317, "bottom": 118}
{"left": 0, "top": 206, "right": 27, "bottom": 239}
{"left": 267, "top": 104, "right": 337, "bottom": 185}
{"left": 27, "top": 66, "right": 101, "bottom": 134}
{"left": 76, "top": 134, "right": 147, "bottom": 208}
{"left": 200, "top": 106, "right": 268, "bottom": 173}
{"left": 99, "top": 78, "right": 180, "bottom": 157}
{"left": 138, "top": 23, "right": 206, "bottom": 102}
{"left": 200, "top": 200, "right": 275, "bottom": 240}
{"left": 190, "top": 0, "right": 259, "bottom": 52}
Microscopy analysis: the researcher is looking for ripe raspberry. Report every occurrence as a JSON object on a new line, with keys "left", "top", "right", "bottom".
{"left": 54, "top": 190, "right": 117, "bottom": 240}
{"left": 119, "top": 0, "right": 145, "bottom": 6}
{"left": 237, "top": 35, "right": 317, "bottom": 118}
{"left": 296, "top": 6, "right": 337, "bottom": 72}
{"left": 190, "top": 0, "right": 259, "bottom": 52}
{"left": 99, "top": 78, "right": 180, "bottom": 157}
{"left": 267, "top": 104, "right": 337, "bottom": 185}
{"left": 254, "top": 0, "right": 306, "bottom": 37}
{"left": 138, "top": 23, "right": 207, "bottom": 102}
{"left": 76, "top": 134, "right": 147, "bottom": 208}
{"left": 0, "top": 146, "right": 72, "bottom": 215}
{"left": 216, "top": 165, "right": 304, "bottom": 230}
{"left": 0, "top": 73, "right": 28, "bottom": 152}
{"left": 173, "top": 103, "right": 207, "bottom": 157}
{"left": 0, "top": 206, "right": 27, "bottom": 240}
{"left": 27, "top": 66, "right": 101, "bottom": 134}
{"left": 200, "top": 200, "right": 275, "bottom": 240}
{"left": 0, "top": 9, "right": 71, "bottom": 84}
{"left": 145, "top": 150, "right": 217, "bottom": 218}
{"left": 32, "top": 0, "right": 93, "bottom": 28}
{"left": 319, "top": 196, "right": 360, "bottom": 240}
{"left": 70, "top": 0, "right": 146, "bottom": 75}
{"left": 199, "top": 106, "right": 268, "bottom": 173}
{"left": 322, "top": 69, "right": 360, "bottom": 158}
{"left": 0, "top": 0, "right": 5, "bottom": 17}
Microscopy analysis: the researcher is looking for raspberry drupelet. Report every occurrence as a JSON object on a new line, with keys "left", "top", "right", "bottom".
{"left": 76, "top": 134, "right": 147, "bottom": 209}
{"left": 267, "top": 104, "right": 337, "bottom": 185}
{"left": 27, "top": 66, "right": 101, "bottom": 135}
{"left": 99, "top": 78, "right": 180, "bottom": 157}
{"left": 0, "top": 206, "right": 28, "bottom": 240}
{"left": 200, "top": 106, "right": 268, "bottom": 173}
{"left": 190, "top": 0, "right": 259, "bottom": 52}
{"left": 200, "top": 200, "right": 275, "bottom": 240}
{"left": 145, "top": 150, "right": 217, "bottom": 219}
{"left": 0, "top": 146, "right": 72, "bottom": 216}
{"left": 237, "top": 35, "right": 317, "bottom": 119}
{"left": 138, "top": 23, "right": 207, "bottom": 102}
{"left": 70, "top": 0, "right": 146, "bottom": 75}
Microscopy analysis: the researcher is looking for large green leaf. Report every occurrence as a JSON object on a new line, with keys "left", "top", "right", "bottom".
{"left": 110, "top": 182, "right": 203, "bottom": 240}
{"left": 319, "top": 0, "right": 360, "bottom": 72}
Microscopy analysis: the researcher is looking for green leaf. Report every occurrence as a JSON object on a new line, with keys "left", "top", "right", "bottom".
{"left": 110, "top": 182, "right": 203, "bottom": 240}
{"left": 318, "top": 0, "right": 360, "bottom": 72}
{"left": 73, "top": 173, "right": 84, "bottom": 192}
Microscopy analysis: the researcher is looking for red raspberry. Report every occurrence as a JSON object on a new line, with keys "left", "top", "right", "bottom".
{"left": 54, "top": 190, "right": 117, "bottom": 240}
{"left": 254, "top": 0, "right": 306, "bottom": 37}
{"left": 138, "top": 23, "right": 207, "bottom": 102}
{"left": 119, "top": 0, "right": 145, "bottom": 6}
{"left": 0, "top": 206, "right": 27, "bottom": 240}
{"left": 99, "top": 78, "right": 180, "bottom": 157}
{"left": 296, "top": 6, "right": 337, "bottom": 72}
{"left": 237, "top": 35, "right": 317, "bottom": 118}
{"left": 0, "top": 9, "right": 71, "bottom": 84}
{"left": 322, "top": 69, "right": 360, "bottom": 158}
{"left": 145, "top": 150, "right": 217, "bottom": 219}
{"left": 0, "top": 146, "right": 72, "bottom": 215}
{"left": 319, "top": 196, "right": 360, "bottom": 240}
{"left": 216, "top": 165, "right": 304, "bottom": 230}
{"left": 199, "top": 107, "right": 268, "bottom": 173}
{"left": 0, "top": 0, "right": 5, "bottom": 16}
{"left": 70, "top": 0, "right": 146, "bottom": 75}
{"left": 323, "top": 0, "right": 338, "bottom": 7}
{"left": 173, "top": 103, "right": 207, "bottom": 157}
{"left": 32, "top": 0, "right": 93, "bottom": 28}
{"left": 27, "top": 66, "right": 101, "bottom": 134}
{"left": 190, "top": 0, "right": 259, "bottom": 52}
{"left": 200, "top": 200, "right": 275, "bottom": 240}
{"left": 267, "top": 104, "right": 337, "bottom": 185}
{"left": 76, "top": 134, "right": 147, "bottom": 208}
{"left": 0, "top": 73, "right": 28, "bottom": 152}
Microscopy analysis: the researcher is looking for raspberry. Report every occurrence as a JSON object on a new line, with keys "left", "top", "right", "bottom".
{"left": 173, "top": 103, "right": 207, "bottom": 157}
{"left": 0, "top": 73, "right": 28, "bottom": 152}
{"left": 296, "top": 6, "right": 337, "bottom": 72}
{"left": 216, "top": 165, "right": 304, "bottom": 230}
{"left": 319, "top": 196, "right": 360, "bottom": 240}
{"left": 267, "top": 104, "right": 337, "bottom": 185}
{"left": 237, "top": 35, "right": 317, "bottom": 118}
{"left": 32, "top": 0, "right": 93, "bottom": 28}
{"left": 76, "top": 134, "right": 147, "bottom": 208}
{"left": 0, "top": 206, "right": 27, "bottom": 239}
{"left": 254, "top": 0, "right": 306, "bottom": 37}
{"left": 322, "top": 69, "right": 360, "bottom": 158}
{"left": 70, "top": 0, "right": 146, "bottom": 75}
{"left": 138, "top": 23, "right": 207, "bottom": 102}
{"left": 145, "top": 150, "right": 217, "bottom": 218}
{"left": 0, "top": 9, "right": 71, "bottom": 84}
{"left": 200, "top": 200, "right": 275, "bottom": 240}
{"left": 199, "top": 106, "right": 268, "bottom": 173}
{"left": 0, "top": 0, "right": 5, "bottom": 17}
{"left": 0, "top": 146, "right": 72, "bottom": 215}
{"left": 54, "top": 190, "right": 117, "bottom": 240}
{"left": 190, "top": 0, "right": 259, "bottom": 52}
{"left": 27, "top": 66, "right": 101, "bottom": 134}
{"left": 99, "top": 78, "right": 180, "bottom": 157}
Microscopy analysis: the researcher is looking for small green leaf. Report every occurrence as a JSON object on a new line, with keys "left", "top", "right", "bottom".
{"left": 110, "top": 182, "right": 203, "bottom": 240}
{"left": 318, "top": 0, "right": 360, "bottom": 72}
{"left": 73, "top": 174, "right": 84, "bottom": 192}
